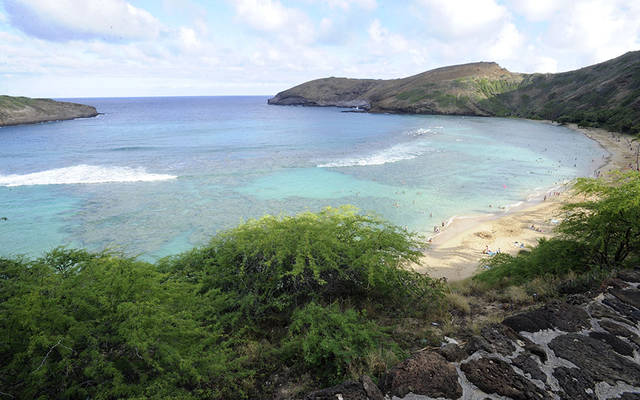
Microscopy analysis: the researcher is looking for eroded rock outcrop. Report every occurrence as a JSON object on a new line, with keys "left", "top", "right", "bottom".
{"left": 461, "top": 357, "right": 552, "bottom": 400}
{"left": 305, "top": 270, "right": 640, "bottom": 400}
{"left": 382, "top": 351, "right": 462, "bottom": 399}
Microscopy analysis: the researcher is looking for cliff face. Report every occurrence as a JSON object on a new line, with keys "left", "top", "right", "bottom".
{"left": 269, "top": 51, "right": 640, "bottom": 134}
{"left": 0, "top": 96, "right": 98, "bottom": 127}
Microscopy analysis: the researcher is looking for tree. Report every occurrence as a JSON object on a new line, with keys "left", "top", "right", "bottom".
{"left": 560, "top": 171, "right": 640, "bottom": 268}
{"left": 0, "top": 249, "right": 241, "bottom": 399}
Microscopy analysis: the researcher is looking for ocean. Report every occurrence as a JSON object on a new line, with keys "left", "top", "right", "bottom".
{"left": 0, "top": 96, "right": 607, "bottom": 260}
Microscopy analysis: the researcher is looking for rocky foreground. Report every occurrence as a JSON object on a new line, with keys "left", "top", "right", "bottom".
{"left": 0, "top": 95, "right": 98, "bottom": 126}
{"left": 307, "top": 269, "right": 640, "bottom": 400}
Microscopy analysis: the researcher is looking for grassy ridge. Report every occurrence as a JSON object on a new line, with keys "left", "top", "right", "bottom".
{"left": 481, "top": 52, "right": 640, "bottom": 134}
{"left": 0, "top": 95, "right": 98, "bottom": 126}
{"left": 270, "top": 51, "right": 640, "bottom": 135}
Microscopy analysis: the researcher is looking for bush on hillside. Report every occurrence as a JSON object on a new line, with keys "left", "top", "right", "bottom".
{"left": 159, "top": 206, "right": 445, "bottom": 328}
{"left": 0, "top": 249, "right": 245, "bottom": 399}
{"left": 560, "top": 171, "right": 640, "bottom": 268}
{"left": 282, "top": 301, "right": 391, "bottom": 384}
{"left": 475, "top": 171, "right": 640, "bottom": 288}
{"left": 473, "top": 238, "right": 589, "bottom": 288}
{"left": 2, "top": 206, "right": 445, "bottom": 398}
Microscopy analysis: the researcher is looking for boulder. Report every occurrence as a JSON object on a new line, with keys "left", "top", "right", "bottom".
{"left": 549, "top": 333, "right": 640, "bottom": 386}
{"left": 480, "top": 323, "right": 517, "bottom": 355}
{"left": 502, "top": 302, "right": 589, "bottom": 333}
{"left": 611, "top": 288, "right": 640, "bottom": 310}
{"left": 465, "top": 335, "right": 492, "bottom": 355}
{"left": 512, "top": 353, "right": 547, "bottom": 383}
{"left": 461, "top": 357, "right": 552, "bottom": 400}
{"left": 588, "top": 301, "right": 634, "bottom": 325}
{"left": 603, "top": 297, "right": 640, "bottom": 322}
{"left": 439, "top": 343, "right": 467, "bottom": 362}
{"left": 383, "top": 351, "right": 462, "bottom": 399}
{"left": 614, "top": 393, "right": 640, "bottom": 400}
{"left": 523, "top": 342, "right": 548, "bottom": 363}
{"left": 617, "top": 269, "right": 640, "bottom": 283}
{"left": 598, "top": 319, "right": 640, "bottom": 346}
{"left": 553, "top": 367, "right": 596, "bottom": 400}
{"left": 304, "top": 381, "right": 368, "bottom": 400}
{"left": 359, "top": 375, "right": 383, "bottom": 400}
{"left": 589, "top": 331, "right": 634, "bottom": 356}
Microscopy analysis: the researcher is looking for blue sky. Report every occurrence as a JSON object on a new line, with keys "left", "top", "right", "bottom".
{"left": 0, "top": 0, "right": 639, "bottom": 97}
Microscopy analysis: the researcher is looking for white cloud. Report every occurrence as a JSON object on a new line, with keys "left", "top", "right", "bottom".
{"left": 231, "top": 0, "right": 316, "bottom": 43}
{"left": 320, "top": 0, "right": 377, "bottom": 10}
{"left": 367, "top": 19, "right": 409, "bottom": 54}
{"left": 542, "top": 0, "right": 640, "bottom": 67}
{"left": 509, "top": 0, "right": 565, "bottom": 21}
{"left": 532, "top": 56, "right": 558, "bottom": 73}
{"left": 1, "top": 0, "right": 639, "bottom": 97}
{"left": 178, "top": 27, "right": 200, "bottom": 51}
{"left": 488, "top": 22, "right": 524, "bottom": 60}
{"left": 3, "top": 0, "right": 163, "bottom": 41}
{"left": 417, "top": 0, "right": 508, "bottom": 38}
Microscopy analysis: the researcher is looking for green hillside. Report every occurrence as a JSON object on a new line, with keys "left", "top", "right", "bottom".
{"left": 481, "top": 51, "right": 640, "bottom": 134}
{"left": 0, "top": 95, "right": 98, "bottom": 126}
{"left": 269, "top": 51, "right": 640, "bottom": 134}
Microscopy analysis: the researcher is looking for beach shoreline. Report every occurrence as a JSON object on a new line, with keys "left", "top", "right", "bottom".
{"left": 413, "top": 122, "right": 638, "bottom": 281}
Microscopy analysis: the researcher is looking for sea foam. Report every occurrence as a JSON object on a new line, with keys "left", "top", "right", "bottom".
{"left": 317, "top": 142, "right": 431, "bottom": 167}
{"left": 0, "top": 164, "right": 177, "bottom": 187}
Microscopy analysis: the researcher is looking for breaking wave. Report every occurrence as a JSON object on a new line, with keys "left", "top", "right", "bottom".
{"left": 407, "top": 128, "right": 434, "bottom": 136}
{"left": 317, "top": 141, "right": 431, "bottom": 168}
{"left": 0, "top": 164, "right": 177, "bottom": 187}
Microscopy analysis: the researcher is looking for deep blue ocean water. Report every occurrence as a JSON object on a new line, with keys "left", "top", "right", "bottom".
{"left": 0, "top": 96, "right": 607, "bottom": 260}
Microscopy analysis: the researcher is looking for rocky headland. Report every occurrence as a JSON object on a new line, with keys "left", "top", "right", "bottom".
{"left": 0, "top": 95, "right": 98, "bottom": 127}
{"left": 306, "top": 269, "right": 640, "bottom": 400}
{"left": 269, "top": 51, "right": 640, "bottom": 135}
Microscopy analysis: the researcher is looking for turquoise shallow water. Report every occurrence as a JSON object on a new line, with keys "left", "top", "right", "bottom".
{"left": 0, "top": 96, "right": 607, "bottom": 260}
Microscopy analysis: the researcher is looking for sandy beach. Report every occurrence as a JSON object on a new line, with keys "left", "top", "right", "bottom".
{"left": 414, "top": 122, "right": 639, "bottom": 281}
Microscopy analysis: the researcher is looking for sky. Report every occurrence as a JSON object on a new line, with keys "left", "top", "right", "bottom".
{"left": 0, "top": 0, "right": 639, "bottom": 98}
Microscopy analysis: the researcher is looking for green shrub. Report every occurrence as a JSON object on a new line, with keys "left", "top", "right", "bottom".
{"left": 160, "top": 206, "right": 445, "bottom": 328}
{"left": 560, "top": 171, "right": 640, "bottom": 268}
{"left": 0, "top": 249, "right": 245, "bottom": 399}
{"left": 474, "top": 238, "right": 589, "bottom": 287}
{"left": 2, "top": 207, "right": 447, "bottom": 398}
{"left": 282, "top": 302, "right": 390, "bottom": 384}
{"left": 475, "top": 171, "right": 640, "bottom": 289}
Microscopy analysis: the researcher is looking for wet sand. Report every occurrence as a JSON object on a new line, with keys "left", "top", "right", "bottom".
{"left": 413, "top": 122, "right": 639, "bottom": 281}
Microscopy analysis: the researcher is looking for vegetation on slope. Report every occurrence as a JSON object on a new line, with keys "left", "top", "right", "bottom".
{"left": 269, "top": 51, "right": 640, "bottom": 134}
{"left": 2, "top": 171, "right": 639, "bottom": 398}
{"left": 481, "top": 51, "right": 640, "bottom": 134}
{"left": 269, "top": 62, "right": 524, "bottom": 115}
{"left": 475, "top": 171, "right": 640, "bottom": 289}
{"left": 0, "top": 95, "right": 98, "bottom": 126}
{"left": 0, "top": 206, "right": 445, "bottom": 399}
